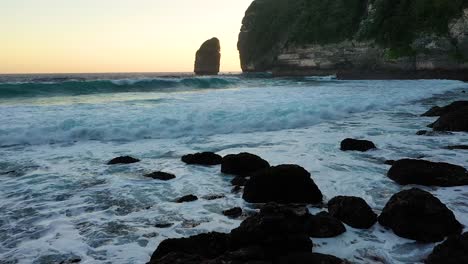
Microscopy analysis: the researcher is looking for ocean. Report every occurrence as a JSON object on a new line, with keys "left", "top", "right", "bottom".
{"left": 0, "top": 73, "right": 467, "bottom": 264}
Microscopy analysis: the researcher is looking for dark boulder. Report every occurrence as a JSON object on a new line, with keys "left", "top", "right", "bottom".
{"left": 203, "top": 194, "right": 225, "bottom": 200}
{"left": 175, "top": 195, "right": 198, "bottom": 203}
{"left": 231, "top": 176, "right": 248, "bottom": 186}
{"left": 181, "top": 152, "right": 222, "bottom": 166}
{"left": 387, "top": 159, "right": 468, "bottom": 187}
{"left": 107, "top": 156, "right": 140, "bottom": 165}
{"left": 221, "top": 153, "right": 270, "bottom": 177}
{"left": 194, "top": 38, "right": 221, "bottom": 75}
{"left": 277, "top": 253, "right": 346, "bottom": 264}
{"left": 340, "top": 138, "right": 376, "bottom": 152}
{"left": 145, "top": 171, "right": 176, "bottom": 181}
{"left": 416, "top": 130, "right": 428, "bottom": 135}
{"left": 223, "top": 207, "right": 243, "bottom": 218}
{"left": 431, "top": 106, "right": 468, "bottom": 132}
{"left": 243, "top": 165, "right": 323, "bottom": 204}
{"left": 447, "top": 145, "right": 468, "bottom": 150}
{"left": 426, "top": 232, "right": 468, "bottom": 264}
{"left": 422, "top": 101, "right": 468, "bottom": 116}
{"left": 378, "top": 188, "right": 463, "bottom": 242}
{"left": 155, "top": 223, "right": 174, "bottom": 228}
{"left": 305, "top": 212, "right": 346, "bottom": 238}
{"left": 328, "top": 196, "right": 377, "bottom": 229}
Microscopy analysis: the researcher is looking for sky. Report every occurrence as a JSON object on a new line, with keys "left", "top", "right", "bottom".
{"left": 0, "top": 0, "right": 253, "bottom": 74}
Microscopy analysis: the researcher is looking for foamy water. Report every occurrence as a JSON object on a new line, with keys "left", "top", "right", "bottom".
{"left": 0, "top": 75, "right": 467, "bottom": 264}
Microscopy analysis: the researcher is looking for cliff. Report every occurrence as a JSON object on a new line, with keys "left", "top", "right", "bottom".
{"left": 238, "top": 0, "right": 468, "bottom": 80}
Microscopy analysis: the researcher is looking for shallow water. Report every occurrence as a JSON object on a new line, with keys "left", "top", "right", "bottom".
{"left": 0, "top": 75, "right": 467, "bottom": 264}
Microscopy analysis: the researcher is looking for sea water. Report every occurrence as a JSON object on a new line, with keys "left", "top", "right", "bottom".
{"left": 0, "top": 74, "right": 467, "bottom": 264}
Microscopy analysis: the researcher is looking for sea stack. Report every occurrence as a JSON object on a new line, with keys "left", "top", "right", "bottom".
{"left": 194, "top": 38, "right": 221, "bottom": 75}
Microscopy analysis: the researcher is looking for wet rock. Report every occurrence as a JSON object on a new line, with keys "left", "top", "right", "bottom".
{"left": 203, "top": 194, "right": 225, "bottom": 200}
{"left": 194, "top": 38, "right": 221, "bottom": 75}
{"left": 431, "top": 106, "right": 468, "bottom": 132}
{"left": 145, "top": 171, "right": 176, "bottom": 181}
{"left": 305, "top": 212, "right": 346, "bottom": 238}
{"left": 223, "top": 207, "right": 243, "bottom": 218}
{"left": 243, "top": 165, "right": 323, "bottom": 204}
{"left": 446, "top": 145, "right": 468, "bottom": 150}
{"left": 340, "top": 138, "right": 376, "bottom": 152}
{"left": 231, "top": 176, "right": 248, "bottom": 186}
{"left": 107, "top": 156, "right": 140, "bottom": 165}
{"left": 277, "top": 253, "right": 346, "bottom": 264}
{"left": 387, "top": 159, "right": 468, "bottom": 187}
{"left": 328, "top": 196, "right": 377, "bottom": 229}
{"left": 422, "top": 101, "right": 468, "bottom": 116}
{"left": 416, "top": 130, "right": 428, "bottom": 135}
{"left": 378, "top": 188, "right": 463, "bottom": 242}
{"left": 221, "top": 153, "right": 270, "bottom": 177}
{"left": 155, "top": 223, "right": 174, "bottom": 228}
{"left": 384, "top": 160, "right": 396, "bottom": 166}
{"left": 426, "top": 232, "right": 468, "bottom": 264}
{"left": 181, "top": 152, "right": 222, "bottom": 166}
{"left": 175, "top": 195, "right": 198, "bottom": 203}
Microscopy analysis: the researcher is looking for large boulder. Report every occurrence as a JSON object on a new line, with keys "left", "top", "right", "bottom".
{"left": 243, "top": 165, "right": 323, "bottom": 204}
{"left": 430, "top": 106, "right": 468, "bottom": 132}
{"left": 426, "top": 232, "right": 468, "bottom": 264}
{"left": 378, "top": 188, "right": 463, "bottom": 242}
{"left": 340, "top": 138, "right": 376, "bottom": 152}
{"left": 194, "top": 38, "right": 221, "bottom": 75}
{"left": 387, "top": 159, "right": 468, "bottom": 187}
{"left": 181, "top": 152, "right": 222, "bottom": 166}
{"left": 328, "top": 196, "right": 377, "bottom": 229}
{"left": 422, "top": 101, "right": 468, "bottom": 116}
{"left": 221, "top": 152, "right": 270, "bottom": 177}
{"left": 305, "top": 212, "right": 346, "bottom": 238}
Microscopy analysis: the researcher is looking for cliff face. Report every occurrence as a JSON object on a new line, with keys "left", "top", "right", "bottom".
{"left": 238, "top": 0, "right": 468, "bottom": 80}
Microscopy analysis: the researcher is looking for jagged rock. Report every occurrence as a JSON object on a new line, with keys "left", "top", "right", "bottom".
{"left": 426, "top": 232, "right": 468, "bottom": 264}
{"left": 194, "top": 38, "right": 221, "bottom": 75}
{"left": 378, "top": 188, "right": 463, "bottom": 242}
{"left": 305, "top": 212, "right": 346, "bottom": 238}
{"left": 107, "top": 156, "right": 140, "bottom": 165}
{"left": 175, "top": 195, "right": 198, "bottom": 203}
{"left": 422, "top": 101, "right": 468, "bottom": 116}
{"left": 387, "top": 159, "right": 468, "bottom": 187}
{"left": 231, "top": 176, "right": 248, "bottom": 186}
{"left": 243, "top": 165, "right": 323, "bottom": 204}
{"left": 328, "top": 196, "right": 377, "bottom": 229}
{"left": 431, "top": 106, "right": 468, "bottom": 132}
{"left": 181, "top": 152, "right": 222, "bottom": 166}
{"left": 222, "top": 207, "right": 243, "bottom": 218}
{"left": 145, "top": 171, "right": 176, "bottom": 181}
{"left": 340, "top": 138, "right": 376, "bottom": 152}
{"left": 221, "top": 153, "right": 270, "bottom": 177}
{"left": 277, "top": 253, "right": 346, "bottom": 264}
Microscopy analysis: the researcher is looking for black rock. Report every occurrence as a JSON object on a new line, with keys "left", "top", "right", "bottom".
{"left": 194, "top": 38, "right": 221, "bottom": 75}
{"left": 422, "top": 101, "right": 468, "bottom": 117}
{"left": 447, "top": 145, "right": 468, "bottom": 150}
{"left": 243, "top": 164, "right": 323, "bottom": 204}
{"left": 181, "top": 152, "right": 222, "bottom": 166}
{"left": 340, "top": 138, "right": 376, "bottom": 152}
{"left": 231, "top": 186, "right": 242, "bottom": 193}
{"left": 175, "top": 195, "right": 198, "bottom": 203}
{"left": 387, "top": 159, "right": 468, "bottom": 187}
{"left": 305, "top": 212, "right": 346, "bottom": 238}
{"left": 416, "top": 130, "right": 428, "bottom": 135}
{"left": 431, "top": 106, "right": 468, "bottom": 132}
{"left": 328, "top": 196, "right": 377, "bottom": 229}
{"left": 221, "top": 153, "right": 270, "bottom": 177}
{"left": 156, "top": 223, "right": 174, "bottom": 228}
{"left": 107, "top": 156, "right": 140, "bottom": 165}
{"left": 426, "top": 232, "right": 468, "bottom": 264}
{"left": 203, "top": 194, "right": 225, "bottom": 200}
{"left": 223, "top": 207, "right": 243, "bottom": 218}
{"left": 231, "top": 176, "right": 248, "bottom": 186}
{"left": 145, "top": 171, "right": 176, "bottom": 181}
{"left": 378, "top": 188, "right": 463, "bottom": 242}
{"left": 277, "top": 253, "right": 345, "bottom": 264}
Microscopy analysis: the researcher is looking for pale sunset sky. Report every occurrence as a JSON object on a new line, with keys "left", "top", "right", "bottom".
{"left": 0, "top": 0, "right": 253, "bottom": 74}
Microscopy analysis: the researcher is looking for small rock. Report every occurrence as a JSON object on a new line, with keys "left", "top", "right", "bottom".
{"left": 305, "top": 212, "right": 346, "bottom": 238}
{"left": 231, "top": 176, "right": 248, "bottom": 186}
{"left": 223, "top": 207, "right": 243, "bottom": 218}
{"left": 175, "top": 195, "right": 198, "bottom": 203}
{"left": 426, "top": 232, "right": 468, "bottom": 264}
{"left": 416, "top": 130, "right": 428, "bottom": 135}
{"left": 328, "top": 196, "right": 377, "bottom": 229}
{"left": 387, "top": 159, "right": 468, "bottom": 187}
{"left": 145, "top": 171, "right": 176, "bottom": 181}
{"left": 181, "top": 152, "right": 222, "bottom": 166}
{"left": 340, "top": 138, "right": 376, "bottom": 152}
{"left": 378, "top": 188, "right": 462, "bottom": 242}
{"left": 243, "top": 164, "right": 323, "bottom": 204}
{"left": 446, "top": 145, "right": 468, "bottom": 150}
{"left": 155, "top": 223, "right": 174, "bottom": 228}
{"left": 221, "top": 152, "right": 270, "bottom": 177}
{"left": 203, "top": 194, "right": 225, "bottom": 200}
{"left": 107, "top": 156, "right": 140, "bottom": 165}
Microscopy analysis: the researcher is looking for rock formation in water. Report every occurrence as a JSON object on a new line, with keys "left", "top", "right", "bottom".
{"left": 238, "top": 0, "right": 468, "bottom": 80}
{"left": 194, "top": 38, "right": 221, "bottom": 75}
